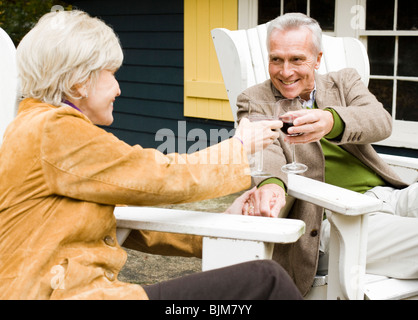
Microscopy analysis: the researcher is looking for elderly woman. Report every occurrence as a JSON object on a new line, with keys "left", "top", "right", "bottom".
{"left": 0, "top": 10, "right": 301, "bottom": 300}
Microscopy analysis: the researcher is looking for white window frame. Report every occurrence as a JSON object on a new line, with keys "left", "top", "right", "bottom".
{"left": 239, "top": 0, "right": 418, "bottom": 150}
{"left": 356, "top": 0, "right": 418, "bottom": 150}
{"left": 238, "top": 0, "right": 258, "bottom": 30}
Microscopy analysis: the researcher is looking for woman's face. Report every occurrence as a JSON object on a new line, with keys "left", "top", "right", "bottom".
{"left": 76, "top": 69, "right": 121, "bottom": 126}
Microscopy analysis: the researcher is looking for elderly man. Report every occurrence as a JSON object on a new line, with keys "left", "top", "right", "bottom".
{"left": 236, "top": 12, "right": 418, "bottom": 296}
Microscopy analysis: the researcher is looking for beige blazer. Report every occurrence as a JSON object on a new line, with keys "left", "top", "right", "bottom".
{"left": 0, "top": 99, "right": 250, "bottom": 299}
{"left": 237, "top": 68, "right": 407, "bottom": 296}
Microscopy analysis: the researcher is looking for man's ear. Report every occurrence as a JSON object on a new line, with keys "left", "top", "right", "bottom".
{"left": 314, "top": 51, "right": 323, "bottom": 70}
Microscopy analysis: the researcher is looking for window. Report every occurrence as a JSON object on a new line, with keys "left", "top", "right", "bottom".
{"left": 361, "top": 0, "right": 418, "bottom": 148}
{"left": 250, "top": 0, "right": 418, "bottom": 150}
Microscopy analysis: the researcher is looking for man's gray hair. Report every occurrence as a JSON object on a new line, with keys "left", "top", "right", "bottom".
{"left": 266, "top": 13, "right": 323, "bottom": 54}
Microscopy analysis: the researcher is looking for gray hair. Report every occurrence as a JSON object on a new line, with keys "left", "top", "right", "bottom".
{"left": 17, "top": 10, "right": 123, "bottom": 106}
{"left": 266, "top": 13, "right": 322, "bottom": 54}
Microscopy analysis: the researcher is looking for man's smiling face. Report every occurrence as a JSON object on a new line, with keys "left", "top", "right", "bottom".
{"left": 268, "top": 27, "right": 322, "bottom": 101}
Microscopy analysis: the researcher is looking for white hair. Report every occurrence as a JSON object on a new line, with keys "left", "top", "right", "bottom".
{"left": 267, "top": 13, "right": 323, "bottom": 54}
{"left": 17, "top": 10, "right": 123, "bottom": 106}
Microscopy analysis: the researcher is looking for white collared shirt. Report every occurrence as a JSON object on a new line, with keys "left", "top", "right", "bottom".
{"left": 299, "top": 82, "right": 316, "bottom": 109}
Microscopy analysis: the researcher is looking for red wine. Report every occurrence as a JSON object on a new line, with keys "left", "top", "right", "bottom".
{"left": 281, "top": 121, "right": 294, "bottom": 135}
{"left": 280, "top": 118, "right": 303, "bottom": 136}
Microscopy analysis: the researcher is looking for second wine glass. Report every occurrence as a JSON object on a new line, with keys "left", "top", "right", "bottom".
{"left": 247, "top": 101, "right": 276, "bottom": 177}
{"left": 278, "top": 99, "right": 308, "bottom": 174}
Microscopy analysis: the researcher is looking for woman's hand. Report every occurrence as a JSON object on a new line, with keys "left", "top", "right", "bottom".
{"left": 224, "top": 187, "right": 257, "bottom": 215}
{"left": 224, "top": 184, "right": 287, "bottom": 218}
{"left": 234, "top": 118, "right": 282, "bottom": 154}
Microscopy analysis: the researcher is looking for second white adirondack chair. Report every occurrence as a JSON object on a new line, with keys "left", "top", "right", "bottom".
{"left": 211, "top": 23, "right": 418, "bottom": 300}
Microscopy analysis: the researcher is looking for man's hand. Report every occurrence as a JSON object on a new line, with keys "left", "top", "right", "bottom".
{"left": 245, "top": 184, "right": 286, "bottom": 218}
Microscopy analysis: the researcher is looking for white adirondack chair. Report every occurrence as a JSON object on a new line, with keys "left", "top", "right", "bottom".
{"left": 0, "top": 28, "right": 19, "bottom": 144}
{"left": 0, "top": 27, "right": 305, "bottom": 290}
{"left": 211, "top": 23, "right": 418, "bottom": 300}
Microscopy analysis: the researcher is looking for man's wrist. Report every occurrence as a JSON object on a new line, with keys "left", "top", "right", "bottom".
{"left": 258, "top": 177, "right": 286, "bottom": 193}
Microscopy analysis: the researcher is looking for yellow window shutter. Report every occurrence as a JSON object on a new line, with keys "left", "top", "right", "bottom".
{"left": 184, "top": 0, "right": 237, "bottom": 122}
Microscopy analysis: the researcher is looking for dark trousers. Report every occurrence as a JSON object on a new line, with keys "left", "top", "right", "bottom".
{"left": 143, "top": 260, "right": 303, "bottom": 300}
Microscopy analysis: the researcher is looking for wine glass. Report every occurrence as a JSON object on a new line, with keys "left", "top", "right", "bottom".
{"left": 278, "top": 99, "right": 308, "bottom": 174}
{"left": 247, "top": 101, "right": 276, "bottom": 177}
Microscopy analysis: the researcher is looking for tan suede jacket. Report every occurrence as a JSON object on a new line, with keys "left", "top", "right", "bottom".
{"left": 0, "top": 99, "right": 250, "bottom": 300}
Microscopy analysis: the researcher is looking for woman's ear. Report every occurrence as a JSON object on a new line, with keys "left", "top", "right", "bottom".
{"left": 73, "top": 82, "right": 89, "bottom": 99}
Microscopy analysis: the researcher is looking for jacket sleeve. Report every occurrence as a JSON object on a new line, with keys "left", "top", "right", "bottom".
{"left": 324, "top": 68, "right": 393, "bottom": 145}
{"left": 40, "top": 110, "right": 250, "bottom": 205}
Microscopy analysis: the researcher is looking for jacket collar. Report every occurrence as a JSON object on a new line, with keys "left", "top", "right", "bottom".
{"left": 314, "top": 72, "right": 339, "bottom": 109}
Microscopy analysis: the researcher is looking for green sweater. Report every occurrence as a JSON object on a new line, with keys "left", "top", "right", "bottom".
{"left": 260, "top": 108, "right": 386, "bottom": 193}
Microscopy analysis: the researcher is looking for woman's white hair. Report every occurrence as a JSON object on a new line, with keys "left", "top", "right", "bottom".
{"left": 17, "top": 10, "right": 123, "bottom": 106}
{"left": 267, "top": 13, "right": 323, "bottom": 54}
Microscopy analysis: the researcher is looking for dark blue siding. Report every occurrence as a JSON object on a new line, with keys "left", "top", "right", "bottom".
{"left": 71, "top": 0, "right": 234, "bottom": 152}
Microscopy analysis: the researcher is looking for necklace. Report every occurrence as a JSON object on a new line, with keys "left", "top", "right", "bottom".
{"left": 63, "top": 100, "right": 83, "bottom": 113}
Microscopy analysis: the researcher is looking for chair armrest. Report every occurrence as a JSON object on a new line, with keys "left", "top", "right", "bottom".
{"left": 379, "top": 153, "right": 418, "bottom": 169}
{"left": 115, "top": 206, "right": 305, "bottom": 244}
{"left": 287, "top": 174, "right": 383, "bottom": 299}
{"left": 287, "top": 174, "right": 383, "bottom": 215}
{"left": 378, "top": 153, "right": 418, "bottom": 184}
